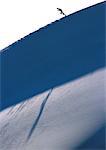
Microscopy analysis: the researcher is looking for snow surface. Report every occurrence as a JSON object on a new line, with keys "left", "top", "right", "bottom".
{"left": 0, "top": 68, "right": 105, "bottom": 150}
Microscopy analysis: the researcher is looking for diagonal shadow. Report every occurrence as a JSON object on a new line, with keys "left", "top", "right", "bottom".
{"left": 26, "top": 88, "right": 53, "bottom": 142}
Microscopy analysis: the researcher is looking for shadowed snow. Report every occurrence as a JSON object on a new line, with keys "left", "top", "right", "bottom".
{"left": 0, "top": 68, "right": 105, "bottom": 150}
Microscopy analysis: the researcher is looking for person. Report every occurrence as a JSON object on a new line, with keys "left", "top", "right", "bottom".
{"left": 57, "top": 8, "right": 66, "bottom": 16}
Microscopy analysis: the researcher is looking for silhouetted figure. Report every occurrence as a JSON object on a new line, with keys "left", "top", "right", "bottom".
{"left": 57, "top": 8, "right": 66, "bottom": 16}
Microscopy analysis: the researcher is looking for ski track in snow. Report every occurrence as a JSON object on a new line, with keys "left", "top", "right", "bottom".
{"left": 27, "top": 88, "right": 53, "bottom": 141}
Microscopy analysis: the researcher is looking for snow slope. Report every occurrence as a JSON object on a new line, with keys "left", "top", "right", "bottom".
{"left": 0, "top": 2, "right": 105, "bottom": 149}
{"left": 0, "top": 68, "right": 105, "bottom": 150}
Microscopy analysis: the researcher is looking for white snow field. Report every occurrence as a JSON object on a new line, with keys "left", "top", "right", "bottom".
{"left": 0, "top": 68, "right": 105, "bottom": 150}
